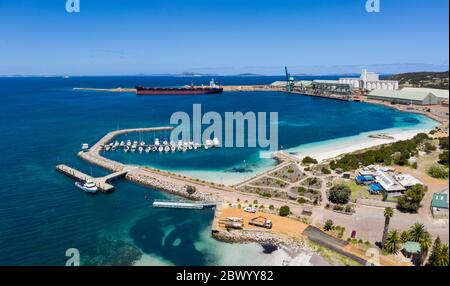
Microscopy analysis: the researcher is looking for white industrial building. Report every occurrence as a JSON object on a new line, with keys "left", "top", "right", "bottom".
{"left": 401, "top": 87, "right": 449, "bottom": 101}
{"left": 339, "top": 69, "right": 399, "bottom": 91}
{"left": 367, "top": 89, "right": 441, "bottom": 105}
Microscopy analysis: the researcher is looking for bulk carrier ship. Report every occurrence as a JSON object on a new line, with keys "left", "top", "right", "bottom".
{"left": 136, "top": 79, "right": 223, "bottom": 95}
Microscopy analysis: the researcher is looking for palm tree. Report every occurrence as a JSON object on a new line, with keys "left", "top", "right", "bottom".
{"left": 409, "top": 223, "right": 426, "bottom": 242}
{"left": 438, "top": 244, "right": 449, "bottom": 266}
{"left": 384, "top": 230, "right": 402, "bottom": 254}
{"left": 400, "top": 230, "right": 410, "bottom": 243}
{"left": 382, "top": 207, "right": 394, "bottom": 249}
{"left": 409, "top": 223, "right": 432, "bottom": 265}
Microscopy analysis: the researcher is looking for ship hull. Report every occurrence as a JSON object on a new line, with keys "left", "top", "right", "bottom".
{"left": 136, "top": 87, "right": 223, "bottom": 95}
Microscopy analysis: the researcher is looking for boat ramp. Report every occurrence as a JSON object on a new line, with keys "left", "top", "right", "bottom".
{"left": 152, "top": 200, "right": 216, "bottom": 210}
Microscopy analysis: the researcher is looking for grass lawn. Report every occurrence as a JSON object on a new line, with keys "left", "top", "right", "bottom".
{"left": 334, "top": 180, "right": 381, "bottom": 202}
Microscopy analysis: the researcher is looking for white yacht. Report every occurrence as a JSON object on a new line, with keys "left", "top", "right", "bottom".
{"left": 145, "top": 147, "right": 151, "bottom": 153}
{"left": 124, "top": 146, "right": 130, "bottom": 152}
{"left": 75, "top": 180, "right": 98, "bottom": 194}
{"left": 126, "top": 140, "right": 132, "bottom": 147}
{"left": 154, "top": 138, "right": 160, "bottom": 147}
{"left": 138, "top": 146, "right": 144, "bottom": 153}
{"left": 158, "top": 146, "right": 164, "bottom": 152}
{"left": 140, "top": 141, "right": 145, "bottom": 146}
{"left": 164, "top": 146, "right": 170, "bottom": 152}
{"left": 120, "top": 141, "right": 125, "bottom": 147}
{"left": 131, "top": 145, "right": 137, "bottom": 152}
{"left": 81, "top": 143, "right": 89, "bottom": 152}
{"left": 105, "top": 145, "right": 111, "bottom": 151}
{"left": 171, "top": 146, "right": 176, "bottom": 152}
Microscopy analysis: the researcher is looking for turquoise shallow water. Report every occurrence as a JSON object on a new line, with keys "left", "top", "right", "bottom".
{"left": 0, "top": 76, "right": 437, "bottom": 265}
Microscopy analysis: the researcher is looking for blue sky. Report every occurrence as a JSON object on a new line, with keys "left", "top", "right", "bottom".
{"left": 0, "top": 0, "right": 448, "bottom": 75}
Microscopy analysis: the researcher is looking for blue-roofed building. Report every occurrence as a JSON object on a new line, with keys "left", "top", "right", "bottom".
{"left": 356, "top": 175, "right": 375, "bottom": 185}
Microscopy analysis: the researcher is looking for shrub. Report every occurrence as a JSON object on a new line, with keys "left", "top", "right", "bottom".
{"left": 328, "top": 184, "right": 351, "bottom": 205}
{"left": 279, "top": 206, "right": 290, "bottom": 217}
{"left": 424, "top": 142, "right": 437, "bottom": 153}
{"left": 287, "top": 168, "right": 294, "bottom": 173}
{"left": 439, "top": 151, "right": 449, "bottom": 166}
{"left": 186, "top": 185, "right": 196, "bottom": 195}
{"left": 439, "top": 137, "right": 449, "bottom": 150}
{"left": 321, "top": 167, "right": 332, "bottom": 174}
{"left": 324, "top": 219, "right": 334, "bottom": 231}
{"left": 297, "top": 197, "right": 307, "bottom": 204}
{"left": 297, "top": 187, "right": 306, "bottom": 195}
{"left": 345, "top": 205, "right": 354, "bottom": 213}
{"left": 269, "top": 205, "right": 275, "bottom": 210}
{"left": 427, "top": 164, "right": 449, "bottom": 179}
{"left": 302, "top": 156, "right": 318, "bottom": 165}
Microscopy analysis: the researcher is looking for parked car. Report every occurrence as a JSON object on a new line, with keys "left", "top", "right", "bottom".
{"left": 243, "top": 207, "right": 256, "bottom": 213}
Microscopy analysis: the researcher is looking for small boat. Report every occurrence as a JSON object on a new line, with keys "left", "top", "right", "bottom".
{"left": 111, "top": 146, "right": 117, "bottom": 151}
{"left": 151, "top": 146, "right": 157, "bottom": 152}
{"left": 126, "top": 140, "right": 132, "bottom": 146}
{"left": 177, "top": 145, "right": 183, "bottom": 152}
{"left": 75, "top": 180, "right": 98, "bottom": 194}
{"left": 158, "top": 146, "right": 164, "bottom": 152}
{"left": 81, "top": 143, "right": 89, "bottom": 152}
{"left": 124, "top": 146, "right": 130, "bottom": 152}
{"left": 140, "top": 141, "right": 145, "bottom": 146}
{"left": 154, "top": 139, "right": 160, "bottom": 147}
{"left": 114, "top": 141, "right": 120, "bottom": 147}
{"left": 162, "top": 140, "right": 168, "bottom": 146}
{"left": 105, "top": 145, "right": 111, "bottom": 151}
{"left": 164, "top": 146, "right": 170, "bottom": 152}
{"left": 171, "top": 146, "right": 176, "bottom": 152}
{"left": 133, "top": 141, "right": 138, "bottom": 145}
{"left": 182, "top": 146, "right": 187, "bottom": 152}
{"left": 131, "top": 146, "right": 137, "bottom": 152}
{"left": 145, "top": 147, "right": 151, "bottom": 153}
{"left": 138, "top": 146, "right": 144, "bottom": 153}
{"left": 213, "top": 138, "right": 220, "bottom": 147}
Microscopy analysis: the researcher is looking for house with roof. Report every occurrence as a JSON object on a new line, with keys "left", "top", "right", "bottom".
{"left": 431, "top": 189, "right": 449, "bottom": 219}
{"left": 374, "top": 170, "right": 406, "bottom": 197}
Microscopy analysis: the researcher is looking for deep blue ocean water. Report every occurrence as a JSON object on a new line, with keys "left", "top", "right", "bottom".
{"left": 0, "top": 76, "right": 436, "bottom": 265}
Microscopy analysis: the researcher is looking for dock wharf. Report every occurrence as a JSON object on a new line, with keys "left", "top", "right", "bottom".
{"left": 56, "top": 164, "right": 128, "bottom": 192}
{"left": 152, "top": 200, "right": 216, "bottom": 210}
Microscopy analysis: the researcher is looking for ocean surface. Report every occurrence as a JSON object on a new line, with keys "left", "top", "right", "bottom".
{"left": 0, "top": 76, "right": 437, "bottom": 266}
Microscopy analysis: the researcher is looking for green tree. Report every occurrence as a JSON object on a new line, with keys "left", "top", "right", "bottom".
{"left": 279, "top": 206, "right": 290, "bottom": 217}
{"left": 384, "top": 230, "right": 402, "bottom": 254}
{"left": 381, "top": 207, "right": 394, "bottom": 249}
{"left": 328, "top": 184, "right": 351, "bottom": 205}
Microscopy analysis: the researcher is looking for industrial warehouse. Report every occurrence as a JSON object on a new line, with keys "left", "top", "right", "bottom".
{"left": 367, "top": 89, "right": 443, "bottom": 105}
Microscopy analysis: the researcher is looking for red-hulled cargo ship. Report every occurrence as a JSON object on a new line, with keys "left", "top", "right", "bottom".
{"left": 136, "top": 79, "right": 223, "bottom": 95}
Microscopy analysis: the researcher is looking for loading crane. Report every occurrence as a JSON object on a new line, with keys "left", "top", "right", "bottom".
{"left": 284, "top": 67, "right": 295, "bottom": 92}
